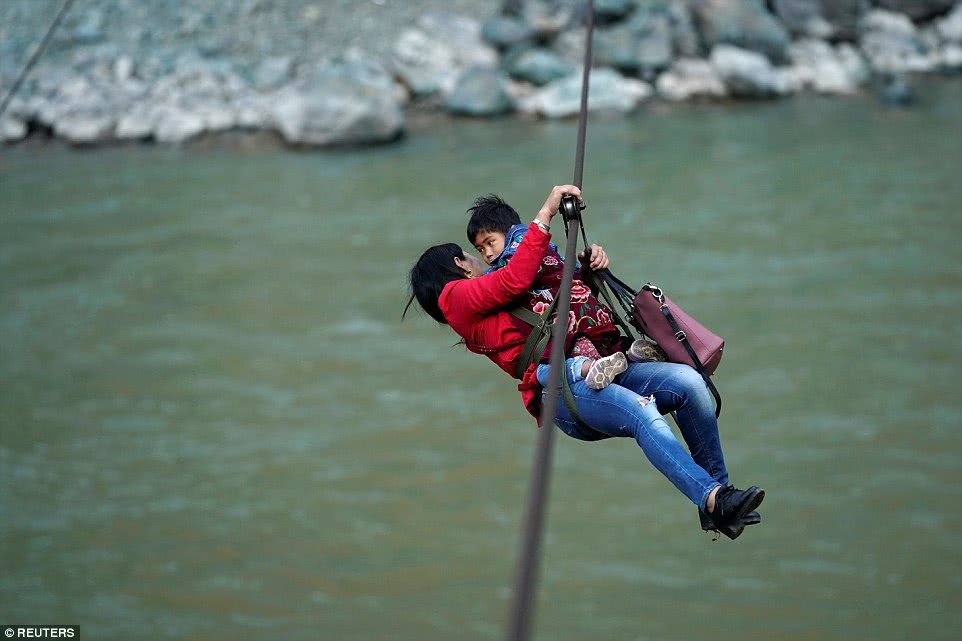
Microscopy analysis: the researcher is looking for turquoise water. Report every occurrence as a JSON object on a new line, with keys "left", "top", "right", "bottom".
{"left": 1, "top": 80, "right": 961, "bottom": 640}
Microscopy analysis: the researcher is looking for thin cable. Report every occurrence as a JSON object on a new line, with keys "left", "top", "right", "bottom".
{"left": 504, "top": 3, "right": 594, "bottom": 641}
{"left": 0, "top": 0, "right": 78, "bottom": 119}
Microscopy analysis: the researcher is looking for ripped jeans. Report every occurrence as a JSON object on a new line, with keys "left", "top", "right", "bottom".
{"left": 537, "top": 358, "right": 727, "bottom": 510}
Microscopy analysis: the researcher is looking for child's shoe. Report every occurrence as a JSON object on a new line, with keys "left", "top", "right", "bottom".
{"left": 627, "top": 338, "right": 667, "bottom": 363}
{"left": 585, "top": 352, "right": 628, "bottom": 390}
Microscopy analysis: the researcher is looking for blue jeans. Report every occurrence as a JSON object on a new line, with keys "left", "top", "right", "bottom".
{"left": 537, "top": 359, "right": 727, "bottom": 510}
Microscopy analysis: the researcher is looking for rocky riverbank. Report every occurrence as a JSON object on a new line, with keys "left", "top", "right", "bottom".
{"left": 1, "top": 0, "right": 960, "bottom": 147}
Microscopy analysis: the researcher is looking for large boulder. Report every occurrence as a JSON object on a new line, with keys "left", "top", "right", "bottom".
{"left": 481, "top": 15, "right": 538, "bottom": 50}
{"left": 115, "top": 103, "right": 157, "bottom": 140}
{"left": 595, "top": 0, "right": 639, "bottom": 24}
{"left": 771, "top": 0, "right": 835, "bottom": 38}
{"left": 152, "top": 105, "right": 206, "bottom": 143}
{"left": 391, "top": 13, "right": 498, "bottom": 97}
{"left": 503, "top": 47, "right": 575, "bottom": 85}
{"left": 655, "top": 57, "right": 727, "bottom": 100}
{"left": 593, "top": 9, "right": 674, "bottom": 77}
{"left": 710, "top": 44, "right": 783, "bottom": 98}
{"left": 271, "top": 60, "right": 404, "bottom": 146}
{"left": 692, "top": 0, "right": 792, "bottom": 63}
{"left": 936, "top": 3, "right": 962, "bottom": 42}
{"left": 788, "top": 39, "right": 868, "bottom": 93}
{"left": 821, "top": 0, "right": 866, "bottom": 42}
{"left": 859, "top": 9, "right": 938, "bottom": 72}
{"left": 518, "top": 67, "right": 652, "bottom": 117}
{"left": 54, "top": 111, "right": 115, "bottom": 144}
{"left": 445, "top": 66, "right": 515, "bottom": 116}
{"left": 668, "top": 0, "right": 702, "bottom": 57}
{"left": 872, "top": 0, "right": 957, "bottom": 21}
{"left": 1, "top": 116, "right": 28, "bottom": 143}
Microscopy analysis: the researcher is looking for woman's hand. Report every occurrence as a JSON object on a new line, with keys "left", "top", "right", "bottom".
{"left": 535, "top": 184, "right": 582, "bottom": 227}
{"left": 580, "top": 243, "right": 609, "bottom": 271}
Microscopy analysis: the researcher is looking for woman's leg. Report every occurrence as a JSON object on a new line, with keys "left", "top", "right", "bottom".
{"left": 540, "top": 362, "right": 720, "bottom": 508}
{"left": 615, "top": 362, "right": 729, "bottom": 486}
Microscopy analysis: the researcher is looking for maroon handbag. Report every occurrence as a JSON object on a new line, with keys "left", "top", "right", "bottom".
{"left": 632, "top": 283, "right": 725, "bottom": 375}
{"left": 586, "top": 269, "right": 724, "bottom": 417}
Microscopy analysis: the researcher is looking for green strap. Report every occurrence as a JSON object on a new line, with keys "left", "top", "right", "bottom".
{"left": 510, "top": 299, "right": 557, "bottom": 380}
{"left": 508, "top": 301, "right": 593, "bottom": 430}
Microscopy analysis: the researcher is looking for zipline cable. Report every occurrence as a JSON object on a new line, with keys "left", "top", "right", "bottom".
{"left": 504, "top": 3, "right": 595, "bottom": 640}
{"left": 0, "top": 0, "right": 78, "bottom": 119}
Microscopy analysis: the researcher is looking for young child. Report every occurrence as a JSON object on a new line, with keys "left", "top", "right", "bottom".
{"left": 466, "top": 194, "right": 656, "bottom": 390}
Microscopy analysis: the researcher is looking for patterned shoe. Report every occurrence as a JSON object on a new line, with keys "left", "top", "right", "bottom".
{"left": 627, "top": 338, "right": 667, "bottom": 363}
{"left": 585, "top": 352, "right": 628, "bottom": 390}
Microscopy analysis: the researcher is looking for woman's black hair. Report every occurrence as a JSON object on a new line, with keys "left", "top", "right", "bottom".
{"left": 403, "top": 243, "right": 467, "bottom": 324}
{"left": 466, "top": 194, "right": 522, "bottom": 245}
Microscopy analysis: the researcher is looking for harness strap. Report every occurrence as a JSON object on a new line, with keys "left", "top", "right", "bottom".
{"left": 507, "top": 303, "right": 593, "bottom": 431}
{"left": 510, "top": 300, "right": 556, "bottom": 380}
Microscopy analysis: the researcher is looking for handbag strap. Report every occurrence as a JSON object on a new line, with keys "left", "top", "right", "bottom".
{"left": 648, "top": 288, "right": 723, "bottom": 418}
{"left": 578, "top": 221, "right": 724, "bottom": 419}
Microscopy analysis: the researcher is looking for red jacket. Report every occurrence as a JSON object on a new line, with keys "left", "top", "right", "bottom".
{"left": 439, "top": 222, "right": 550, "bottom": 419}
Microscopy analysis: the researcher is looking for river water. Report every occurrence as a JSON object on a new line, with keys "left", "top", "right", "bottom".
{"left": 2, "top": 80, "right": 960, "bottom": 641}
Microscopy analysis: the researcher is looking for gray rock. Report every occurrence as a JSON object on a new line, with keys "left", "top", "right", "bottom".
{"left": 518, "top": 67, "right": 652, "bottom": 117}
{"left": 859, "top": 9, "right": 937, "bottom": 72}
{"left": 821, "top": 0, "right": 864, "bottom": 41}
{"left": 153, "top": 105, "right": 206, "bottom": 143}
{"left": 481, "top": 15, "right": 537, "bottom": 49}
{"left": 788, "top": 38, "right": 865, "bottom": 93}
{"left": 595, "top": 0, "right": 639, "bottom": 23}
{"left": 692, "top": 0, "right": 792, "bottom": 63}
{"left": 668, "top": 0, "right": 702, "bottom": 58}
{"left": 54, "top": 112, "right": 115, "bottom": 144}
{"left": 936, "top": 3, "right": 962, "bottom": 42}
{"left": 655, "top": 57, "right": 727, "bottom": 100}
{"left": 115, "top": 103, "right": 157, "bottom": 140}
{"left": 252, "top": 56, "right": 293, "bottom": 91}
{"left": 232, "top": 94, "right": 272, "bottom": 129}
{"left": 710, "top": 44, "right": 781, "bottom": 98}
{"left": 516, "top": 1, "right": 576, "bottom": 41}
{"left": 771, "top": 0, "right": 835, "bottom": 38}
{"left": 446, "top": 66, "right": 515, "bottom": 116}
{"left": 593, "top": 9, "right": 674, "bottom": 77}
{"left": 391, "top": 13, "right": 498, "bottom": 97}
{"left": 504, "top": 47, "right": 575, "bottom": 85}
{"left": 940, "top": 42, "right": 962, "bottom": 69}
{"left": 553, "top": 28, "right": 589, "bottom": 66}
{"left": 71, "top": 8, "right": 105, "bottom": 44}
{"left": 271, "top": 60, "right": 404, "bottom": 146}
{"left": 114, "top": 56, "right": 135, "bottom": 82}
{"left": 1, "top": 116, "right": 27, "bottom": 143}
{"left": 873, "top": 0, "right": 956, "bottom": 21}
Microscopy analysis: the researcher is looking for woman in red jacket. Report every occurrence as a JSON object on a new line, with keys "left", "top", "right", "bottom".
{"left": 405, "top": 185, "right": 764, "bottom": 539}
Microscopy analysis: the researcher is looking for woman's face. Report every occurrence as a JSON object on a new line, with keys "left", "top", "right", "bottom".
{"left": 455, "top": 252, "right": 487, "bottom": 279}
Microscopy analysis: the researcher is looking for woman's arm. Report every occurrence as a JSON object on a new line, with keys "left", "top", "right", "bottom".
{"left": 444, "top": 185, "right": 581, "bottom": 319}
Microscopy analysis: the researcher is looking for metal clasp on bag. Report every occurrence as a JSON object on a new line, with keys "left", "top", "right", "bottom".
{"left": 644, "top": 282, "right": 664, "bottom": 303}
{"left": 674, "top": 330, "right": 687, "bottom": 341}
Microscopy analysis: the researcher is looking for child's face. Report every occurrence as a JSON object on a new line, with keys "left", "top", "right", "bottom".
{"left": 473, "top": 230, "right": 506, "bottom": 265}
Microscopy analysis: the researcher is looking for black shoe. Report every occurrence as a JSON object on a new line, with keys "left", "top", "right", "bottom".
{"left": 699, "top": 509, "right": 761, "bottom": 540}
{"left": 705, "top": 485, "right": 765, "bottom": 538}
